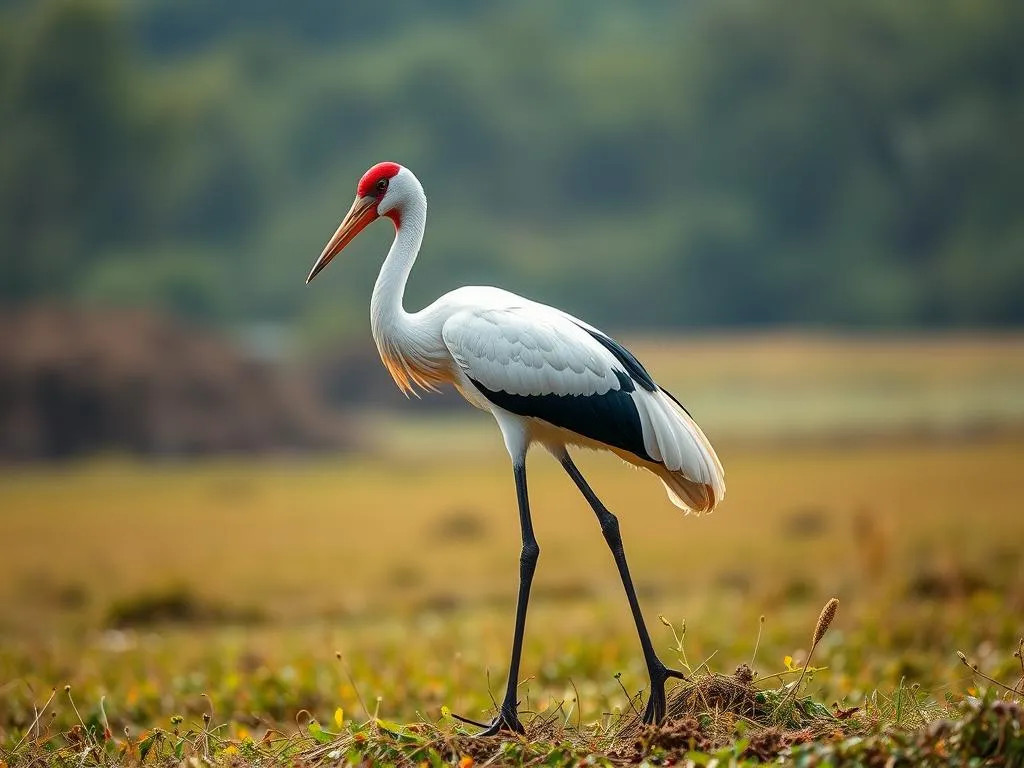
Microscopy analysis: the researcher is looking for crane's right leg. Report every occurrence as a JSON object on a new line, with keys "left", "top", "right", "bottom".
{"left": 471, "top": 461, "right": 536, "bottom": 736}
{"left": 453, "top": 413, "right": 536, "bottom": 737}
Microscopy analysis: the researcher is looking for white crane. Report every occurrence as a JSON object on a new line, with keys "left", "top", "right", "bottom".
{"left": 306, "top": 162, "right": 725, "bottom": 735}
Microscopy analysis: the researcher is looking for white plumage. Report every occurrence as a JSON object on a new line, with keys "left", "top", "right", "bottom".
{"left": 305, "top": 161, "right": 725, "bottom": 733}
{"left": 440, "top": 296, "right": 725, "bottom": 513}
{"left": 445, "top": 303, "right": 619, "bottom": 396}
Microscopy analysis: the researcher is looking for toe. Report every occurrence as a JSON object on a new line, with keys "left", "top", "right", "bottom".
{"left": 664, "top": 666, "right": 687, "bottom": 681}
{"left": 474, "top": 710, "right": 524, "bottom": 738}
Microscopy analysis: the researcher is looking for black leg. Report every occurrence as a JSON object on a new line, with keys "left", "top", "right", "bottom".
{"left": 560, "top": 453, "right": 685, "bottom": 725}
{"left": 474, "top": 461, "right": 538, "bottom": 737}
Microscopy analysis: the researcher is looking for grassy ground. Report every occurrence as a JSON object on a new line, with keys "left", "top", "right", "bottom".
{"left": 2, "top": 440, "right": 1023, "bottom": 765}
{"left": 2, "top": 335, "right": 1024, "bottom": 765}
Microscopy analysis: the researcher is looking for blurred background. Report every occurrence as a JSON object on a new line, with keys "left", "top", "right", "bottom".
{"left": 2, "top": 0, "right": 1024, "bottom": 451}
{"left": 2, "top": 0, "right": 1024, "bottom": 730}
{"left": 2, "top": 0, "right": 1023, "bottom": 459}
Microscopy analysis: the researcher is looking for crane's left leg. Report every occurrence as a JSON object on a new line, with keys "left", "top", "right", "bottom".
{"left": 559, "top": 453, "right": 685, "bottom": 725}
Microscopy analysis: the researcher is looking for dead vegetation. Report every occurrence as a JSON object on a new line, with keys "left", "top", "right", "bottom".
{"left": 0, "top": 305, "right": 349, "bottom": 459}
{"left": 105, "top": 585, "right": 265, "bottom": 629}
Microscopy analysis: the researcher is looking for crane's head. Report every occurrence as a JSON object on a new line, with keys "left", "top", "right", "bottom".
{"left": 306, "top": 161, "right": 411, "bottom": 283}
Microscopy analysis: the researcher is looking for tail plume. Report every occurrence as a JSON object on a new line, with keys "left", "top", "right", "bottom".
{"left": 635, "top": 388, "right": 726, "bottom": 515}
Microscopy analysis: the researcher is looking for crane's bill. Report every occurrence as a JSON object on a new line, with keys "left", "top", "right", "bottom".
{"left": 306, "top": 195, "right": 378, "bottom": 283}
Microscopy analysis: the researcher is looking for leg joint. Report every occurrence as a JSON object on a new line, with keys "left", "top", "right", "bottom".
{"left": 599, "top": 511, "right": 621, "bottom": 541}
{"left": 520, "top": 540, "right": 540, "bottom": 566}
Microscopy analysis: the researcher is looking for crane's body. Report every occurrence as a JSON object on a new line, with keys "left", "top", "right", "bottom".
{"left": 306, "top": 162, "right": 725, "bottom": 735}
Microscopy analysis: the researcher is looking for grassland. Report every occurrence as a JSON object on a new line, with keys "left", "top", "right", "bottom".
{"left": 2, "top": 335, "right": 1024, "bottom": 765}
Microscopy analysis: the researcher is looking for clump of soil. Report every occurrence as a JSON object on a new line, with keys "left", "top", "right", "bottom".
{"left": 742, "top": 726, "right": 818, "bottom": 762}
{"left": 625, "top": 715, "right": 712, "bottom": 761}
{"left": 0, "top": 305, "right": 350, "bottom": 459}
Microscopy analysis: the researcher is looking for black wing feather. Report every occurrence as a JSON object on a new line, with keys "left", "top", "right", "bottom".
{"left": 580, "top": 327, "right": 657, "bottom": 392}
{"left": 468, "top": 377, "right": 653, "bottom": 462}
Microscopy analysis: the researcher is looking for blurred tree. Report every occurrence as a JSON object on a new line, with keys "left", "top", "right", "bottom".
{"left": 1, "top": 0, "right": 1021, "bottom": 334}
{"left": 0, "top": 0, "right": 160, "bottom": 300}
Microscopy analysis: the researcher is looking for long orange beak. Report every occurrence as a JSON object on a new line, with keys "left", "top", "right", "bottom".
{"left": 306, "top": 195, "right": 378, "bottom": 283}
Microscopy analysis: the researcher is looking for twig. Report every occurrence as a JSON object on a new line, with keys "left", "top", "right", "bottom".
{"left": 750, "top": 615, "right": 766, "bottom": 667}
{"left": 336, "top": 651, "right": 372, "bottom": 721}
{"left": 613, "top": 672, "right": 643, "bottom": 721}
{"left": 957, "top": 650, "right": 1023, "bottom": 700}
{"left": 65, "top": 686, "right": 95, "bottom": 747}
{"left": 12, "top": 687, "right": 56, "bottom": 752}
{"left": 568, "top": 677, "right": 582, "bottom": 731}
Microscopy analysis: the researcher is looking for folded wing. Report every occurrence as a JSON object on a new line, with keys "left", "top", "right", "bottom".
{"left": 441, "top": 304, "right": 725, "bottom": 512}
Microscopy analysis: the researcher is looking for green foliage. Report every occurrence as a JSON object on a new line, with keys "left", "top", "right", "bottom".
{"left": 1, "top": 1, "right": 1022, "bottom": 334}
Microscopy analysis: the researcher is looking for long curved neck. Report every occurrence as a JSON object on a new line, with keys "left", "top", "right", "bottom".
{"left": 369, "top": 187, "right": 447, "bottom": 395}
{"left": 370, "top": 191, "right": 426, "bottom": 340}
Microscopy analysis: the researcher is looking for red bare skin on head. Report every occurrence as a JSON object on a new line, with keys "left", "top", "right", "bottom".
{"left": 356, "top": 162, "right": 402, "bottom": 198}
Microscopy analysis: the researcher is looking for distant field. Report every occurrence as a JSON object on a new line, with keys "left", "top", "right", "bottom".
{"left": 626, "top": 332, "right": 1024, "bottom": 436}
{"left": 3, "top": 334, "right": 1024, "bottom": 764}
{"left": 362, "top": 332, "right": 1024, "bottom": 455}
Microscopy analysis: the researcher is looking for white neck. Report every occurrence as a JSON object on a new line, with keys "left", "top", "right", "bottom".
{"left": 370, "top": 189, "right": 426, "bottom": 343}
{"left": 368, "top": 182, "right": 447, "bottom": 394}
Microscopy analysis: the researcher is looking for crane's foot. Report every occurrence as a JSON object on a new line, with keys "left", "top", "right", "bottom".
{"left": 641, "top": 661, "right": 687, "bottom": 725}
{"left": 452, "top": 706, "right": 525, "bottom": 737}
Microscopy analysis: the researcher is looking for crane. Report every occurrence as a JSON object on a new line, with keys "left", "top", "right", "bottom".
{"left": 305, "top": 162, "right": 726, "bottom": 735}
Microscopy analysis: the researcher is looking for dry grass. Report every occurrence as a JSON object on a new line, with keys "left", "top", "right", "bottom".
{"left": 1, "top": 439, "right": 1023, "bottom": 634}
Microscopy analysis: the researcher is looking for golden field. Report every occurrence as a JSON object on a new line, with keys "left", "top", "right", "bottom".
{"left": 2, "top": 334, "right": 1024, "bottom": 763}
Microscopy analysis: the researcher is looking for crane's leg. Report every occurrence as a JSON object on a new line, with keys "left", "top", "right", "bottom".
{"left": 559, "top": 452, "right": 685, "bottom": 725}
{"left": 472, "top": 460, "right": 537, "bottom": 737}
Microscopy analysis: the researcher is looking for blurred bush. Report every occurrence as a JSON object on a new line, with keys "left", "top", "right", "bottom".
{"left": 0, "top": 306, "right": 349, "bottom": 459}
{"left": 105, "top": 584, "right": 265, "bottom": 628}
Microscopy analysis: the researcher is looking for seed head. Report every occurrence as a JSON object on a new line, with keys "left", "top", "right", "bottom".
{"left": 812, "top": 598, "right": 839, "bottom": 648}
{"left": 734, "top": 663, "right": 755, "bottom": 685}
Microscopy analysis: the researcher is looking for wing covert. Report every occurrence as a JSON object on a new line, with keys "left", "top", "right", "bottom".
{"left": 442, "top": 307, "right": 629, "bottom": 398}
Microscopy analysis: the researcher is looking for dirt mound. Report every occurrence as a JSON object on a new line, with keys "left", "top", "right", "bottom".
{"left": 610, "top": 664, "right": 847, "bottom": 762}
{"left": 0, "top": 305, "right": 350, "bottom": 459}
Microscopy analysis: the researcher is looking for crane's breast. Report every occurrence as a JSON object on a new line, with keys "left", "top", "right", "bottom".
{"left": 375, "top": 334, "right": 453, "bottom": 396}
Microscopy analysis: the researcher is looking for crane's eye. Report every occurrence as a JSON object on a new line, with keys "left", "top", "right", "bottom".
{"left": 375, "top": 178, "right": 389, "bottom": 195}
